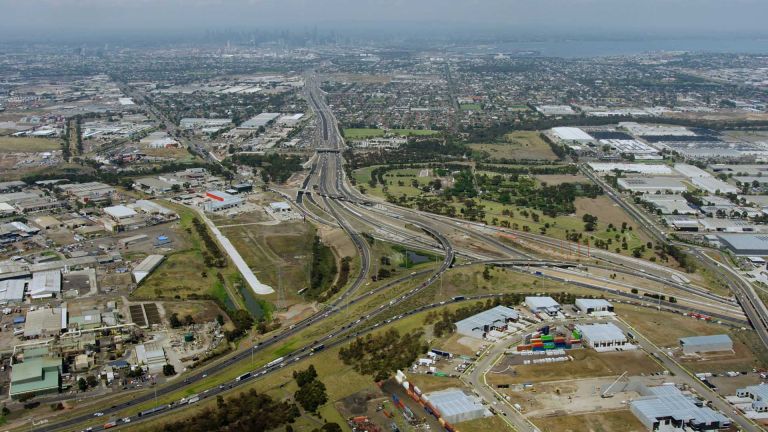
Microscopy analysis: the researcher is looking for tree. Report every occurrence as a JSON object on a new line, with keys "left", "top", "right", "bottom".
{"left": 169, "top": 313, "right": 182, "bottom": 328}
{"left": 216, "top": 314, "right": 225, "bottom": 326}
{"left": 78, "top": 377, "right": 87, "bottom": 392}
{"left": 313, "top": 424, "right": 342, "bottom": 432}
{"left": 86, "top": 375, "right": 99, "bottom": 388}
{"left": 163, "top": 364, "right": 176, "bottom": 376}
{"left": 293, "top": 365, "right": 318, "bottom": 387}
{"left": 294, "top": 379, "right": 327, "bottom": 413}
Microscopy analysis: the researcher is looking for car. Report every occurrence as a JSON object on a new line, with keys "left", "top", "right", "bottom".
{"left": 94, "top": 412, "right": 104, "bottom": 417}
{"left": 122, "top": 417, "right": 131, "bottom": 423}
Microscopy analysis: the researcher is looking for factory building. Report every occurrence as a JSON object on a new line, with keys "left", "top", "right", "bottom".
{"left": 575, "top": 323, "right": 629, "bottom": 350}
{"left": 269, "top": 202, "right": 292, "bottom": 213}
{"left": 525, "top": 296, "right": 561, "bottom": 316}
{"left": 203, "top": 191, "right": 243, "bottom": 212}
{"left": 455, "top": 305, "right": 519, "bottom": 339}
{"left": 551, "top": 127, "right": 594, "bottom": 142}
{"left": 690, "top": 177, "right": 739, "bottom": 195}
{"left": 29, "top": 270, "right": 61, "bottom": 299}
{"left": 0, "top": 279, "right": 27, "bottom": 304}
{"left": 736, "top": 384, "right": 768, "bottom": 414}
{"left": 133, "top": 177, "right": 175, "bottom": 195}
{"left": 617, "top": 177, "right": 687, "bottom": 194}
{"left": 58, "top": 182, "right": 115, "bottom": 204}
{"left": 425, "top": 389, "right": 488, "bottom": 424}
{"left": 238, "top": 112, "right": 280, "bottom": 129}
{"left": 24, "top": 307, "right": 67, "bottom": 338}
{"left": 630, "top": 385, "right": 730, "bottom": 431}
{"left": 679, "top": 334, "right": 733, "bottom": 355}
{"left": 716, "top": 234, "right": 768, "bottom": 256}
{"left": 132, "top": 255, "right": 165, "bottom": 285}
{"left": 103, "top": 205, "right": 138, "bottom": 221}
{"left": 9, "top": 348, "right": 62, "bottom": 400}
{"left": 134, "top": 342, "right": 167, "bottom": 373}
{"left": 574, "top": 299, "right": 614, "bottom": 315}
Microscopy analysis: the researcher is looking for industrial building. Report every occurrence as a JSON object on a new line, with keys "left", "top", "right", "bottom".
{"left": 690, "top": 176, "right": 739, "bottom": 194}
{"left": 132, "top": 255, "right": 165, "bottom": 284}
{"left": 551, "top": 127, "right": 594, "bottom": 142}
{"left": 674, "top": 164, "right": 711, "bottom": 178}
{"left": 24, "top": 306, "right": 67, "bottom": 338}
{"left": 131, "top": 200, "right": 176, "bottom": 217}
{"left": 575, "top": 323, "right": 629, "bottom": 350}
{"left": 103, "top": 205, "right": 138, "bottom": 221}
{"left": 0, "top": 279, "right": 27, "bottom": 304}
{"left": 455, "top": 305, "right": 519, "bottom": 339}
{"left": 58, "top": 182, "right": 115, "bottom": 204}
{"left": 269, "top": 202, "right": 292, "bottom": 213}
{"left": 574, "top": 298, "right": 614, "bottom": 315}
{"left": 588, "top": 163, "right": 673, "bottom": 175}
{"left": 679, "top": 334, "right": 733, "bottom": 355}
{"left": 525, "top": 296, "right": 561, "bottom": 316}
{"left": 425, "top": 388, "right": 488, "bottom": 424}
{"left": 716, "top": 234, "right": 768, "bottom": 256}
{"left": 238, "top": 112, "right": 280, "bottom": 129}
{"left": 134, "top": 342, "right": 167, "bottom": 373}
{"left": 736, "top": 384, "right": 768, "bottom": 414}
{"left": 9, "top": 348, "right": 62, "bottom": 400}
{"left": 617, "top": 177, "right": 687, "bottom": 193}
{"left": 203, "top": 190, "right": 244, "bottom": 212}
{"left": 642, "top": 195, "right": 696, "bottom": 215}
{"left": 133, "top": 177, "right": 175, "bottom": 195}
{"left": 630, "top": 385, "right": 730, "bottom": 431}
{"left": 29, "top": 270, "right": 61, "bottom": 299}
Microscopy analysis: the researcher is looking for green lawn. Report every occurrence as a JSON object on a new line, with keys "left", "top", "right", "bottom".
{"left": 460, "top": 103, "right": 482, "bottom": 111}
{"left": 343, "top": 128, "right": 438, "bottom": 140}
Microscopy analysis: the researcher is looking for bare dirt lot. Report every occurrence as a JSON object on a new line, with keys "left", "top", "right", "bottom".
{"left": 533, "top": 410, "right": 646, "bottom": 432}
{"left": 488, "top": 349, "right": 662, "bottom": 385}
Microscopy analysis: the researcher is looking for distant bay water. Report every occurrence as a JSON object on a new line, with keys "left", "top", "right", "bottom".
{"left": 484, "top": 37, "right": 768, "bottom": 57}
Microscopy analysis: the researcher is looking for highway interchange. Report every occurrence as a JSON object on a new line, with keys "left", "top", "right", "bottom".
{"left": 43, "top": 73, "right": 768, "bottom": 431}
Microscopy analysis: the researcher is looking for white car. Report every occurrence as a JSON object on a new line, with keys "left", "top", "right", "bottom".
{"left": 122, "top": 417, "right": 131, "bottom": 423}
{"left": 94, "top": 412, "right": 104, "bottom": 417}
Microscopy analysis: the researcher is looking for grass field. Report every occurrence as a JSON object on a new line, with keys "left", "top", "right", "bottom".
{"left": 343, "top": 128, "right": 438, "bottom": 140}
{"left": 131, "top": 203, "right": 241, "bottom": 308}
{"left": 533, "top": 410, "right": 646, "bottom": 432}
{"left": 221, "top": 221, "right": 314, "bottom": 306}
{"left": 469, "top": 131, "right": 557, "bottom": 160}
{"left": 487, "top": 350, "right": 661, "bottom": 385}
{"left": 0, "top": 136, "right": 61, "bottom": 153}
{"left": 455, "top": 415, "right": 513, "bottom": 432}
{"left": 460, "top": 103, "right": 482, "bottom": 111}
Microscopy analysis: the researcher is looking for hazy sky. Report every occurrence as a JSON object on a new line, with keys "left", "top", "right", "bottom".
{"left": 2, "top": 0, "right": 767, "bottom": 39}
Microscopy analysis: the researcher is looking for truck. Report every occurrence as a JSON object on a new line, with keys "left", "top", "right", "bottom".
{"left": 266, "top": 357, "right": 285, "bottom": 368}
{"left": 236, "top": 372, "right": 252, "bottom": 382}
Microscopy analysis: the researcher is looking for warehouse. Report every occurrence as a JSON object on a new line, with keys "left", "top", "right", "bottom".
{"left": 674, "top": 163, "right": 711, "bottom": 179}
{"left": 131, "top": 200, "right": 176, "bottom": 217}
{"left": 525, "top": 296, "right": 561, "bottom": 316}
{"left": 630, "top": 385, "right": 730, "bottom": 431}
{"left": 575, "top": 323, "right": 628, "bottom": 350}
{"left": 238, "top": 112, "right": 280, "bottom": 129}
{"left": 24, "top": 307, "right": 67, "bottom": 338}
{"left": 679, "top": 334, "right": 733, "bottom": 355}
{"left": 9, "top": 349, "right": 62, "bottom": 400}
{"left": 29, "top": 270, "right": 61, "bottom": 299}
{"left": 617, "top": 177, "right": 687, "bottom": 193}
{"left": 134, "top": 342, "right": 167, "bottom": 373}
{"left": 103, "top": 205, "right": 138, "bottom": 221}
{"left": 203, "top": 190, "right": 243, "bottom": 212}
{"left": 455, "top": 305, "right": 519, "bottom": 339}
{"left": 716, "top": 234, "right": 768, "bottom": 256}
{"left": 58, "top": 182, "right": 115, "bottom": 204}
{"left": 588, "top": 163, "right": 673, "bottom": 175}
{"left": 425, "top": 388, "right": 488, "bottom": 424}
{"left": 552, "top": 127, "right": 594, "bottom": 142}
{"left": 133, "top": 177, "right": 175, "bottom": 195}
{"left": 132, "top": 255, "right": 165, "bottom": 284}
{"left": 0, "top": 279, "right": 27, "bottom": 304}
{"left": 690, "top": 176, "right": 739, "bottom": 194}
{"left": 574, "top": 299, "right": 614, "bottom": 315}
{"left": 736, "top": 385, "right": 768, "bottom": 414}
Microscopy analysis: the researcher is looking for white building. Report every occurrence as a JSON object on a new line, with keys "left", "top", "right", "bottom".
{"left": 617, "top": 177, "right": 687, "bottom": 193}
{"left": 690, "top": 177, "right": 739, "bottom": 194}
{"left": 455, "top": 305, "right": 519, "bottom": 339}
{"left": 103, "top": 205, "right": 138, "bottom": 221}
{"left": 574, "top": 299, "right": 614, "bottom": 315}
{"left": 575, "top": 323, "right": 629, "bottom": 350}
{"left": 552, "top": 127, "right": 594, "bottom": 142}
{"left": 0, "top": 279, "right": 27, "bottom": 304}
{"left": 30, "top": 270, "right": 61, "bottom": 299}
{"left": 132, "top": 255, "right": 165, "bottom": 285}
{"left": 203, "top": 191, "right": 243, "bottom": 212}
{"left": 525, "top": 296, "right": 561, "bottom": 316}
